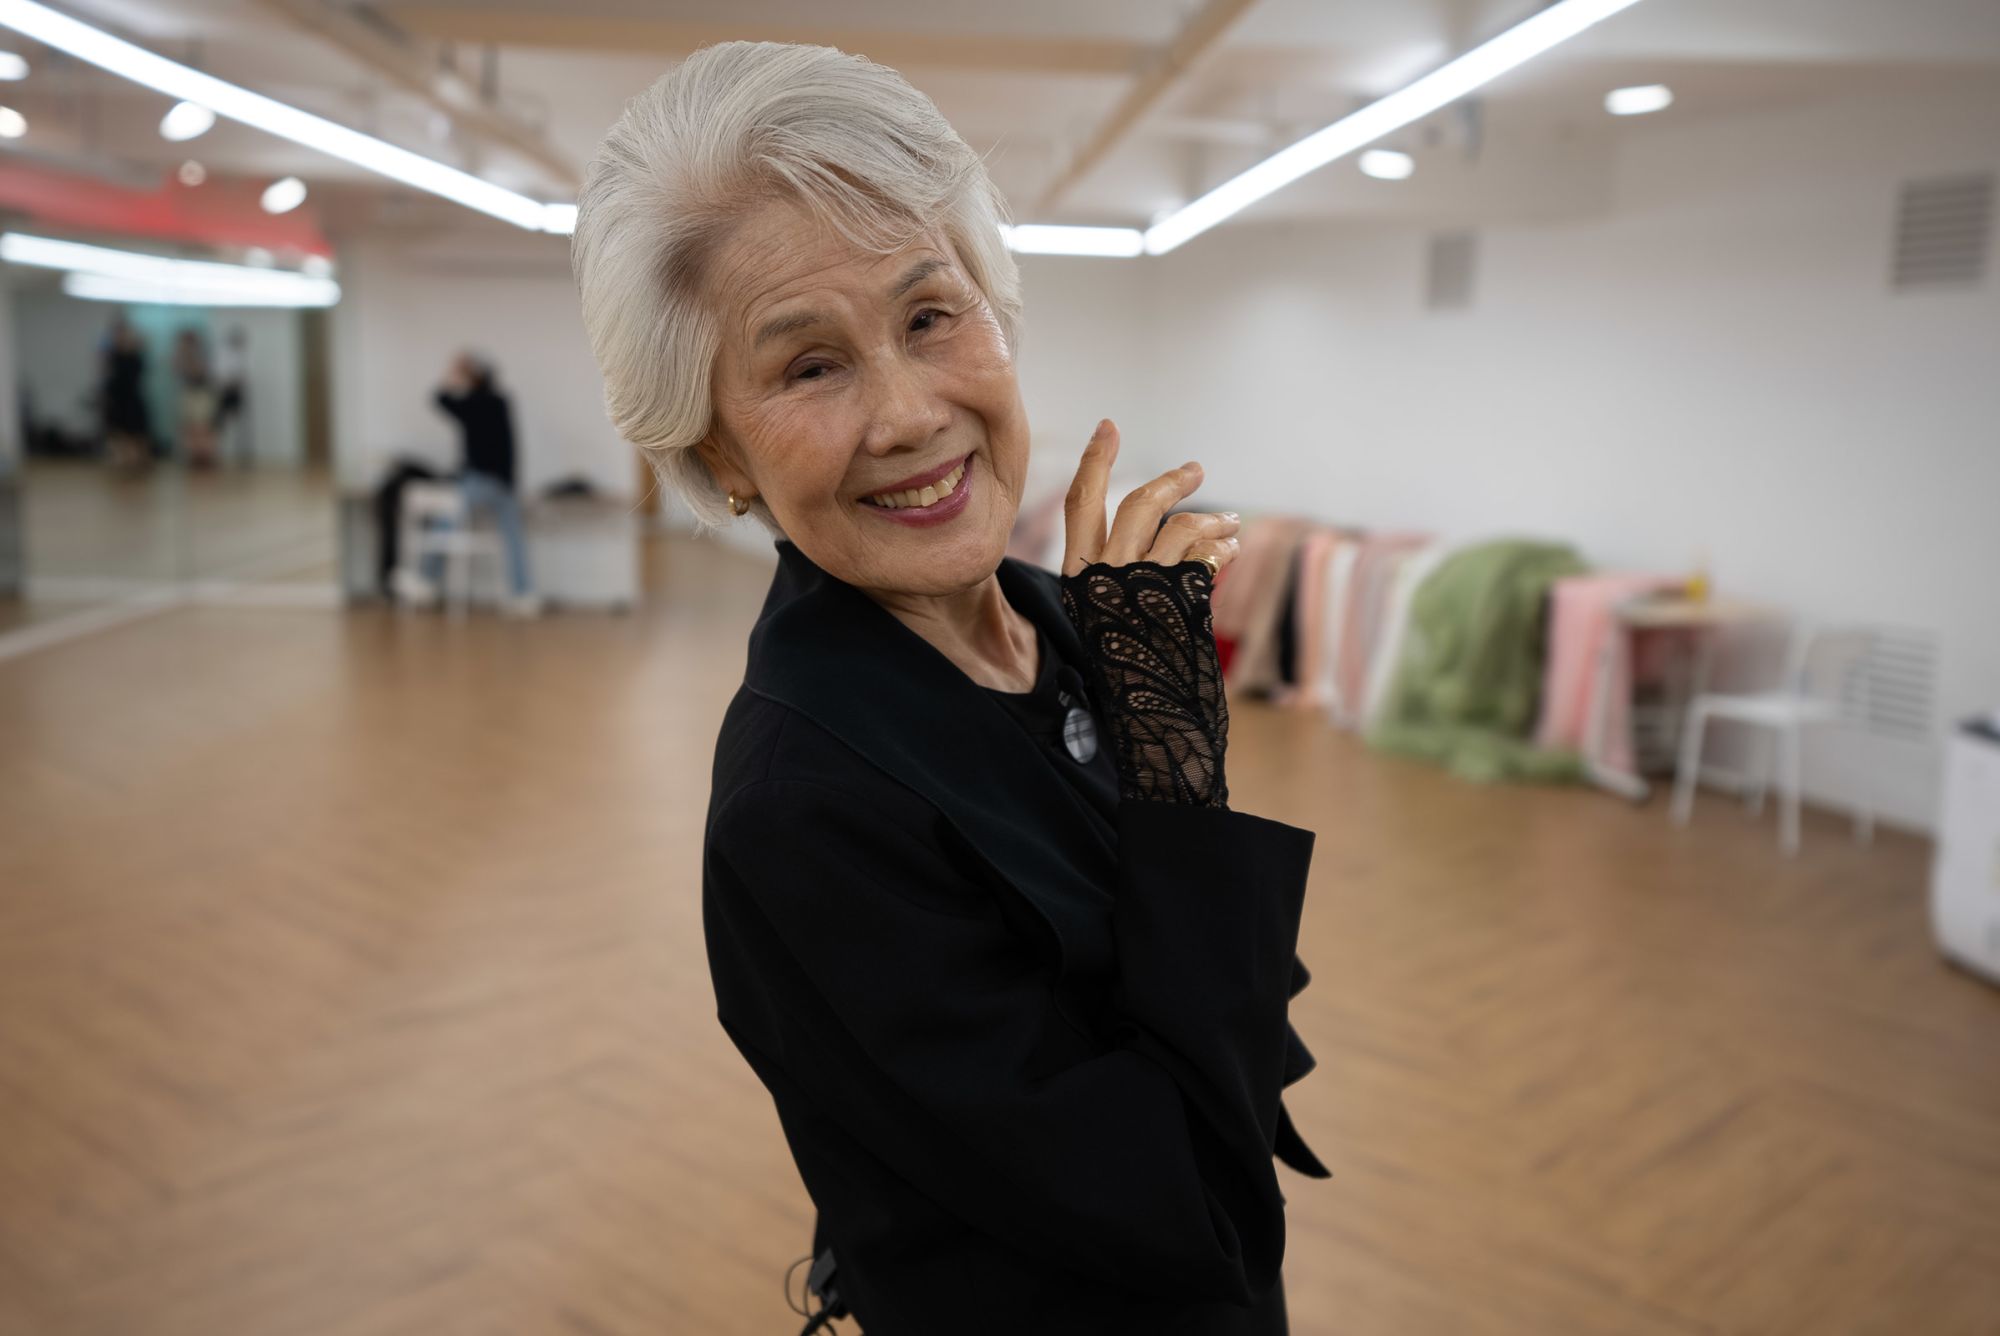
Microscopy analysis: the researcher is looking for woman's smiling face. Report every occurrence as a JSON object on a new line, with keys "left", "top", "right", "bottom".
{"left": 696, "top": 197, "right": 1029, "bottom": 597}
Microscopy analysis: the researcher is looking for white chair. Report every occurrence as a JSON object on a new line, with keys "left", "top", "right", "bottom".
{"left": 396, "top": 480, "right": 506, "bottom": 619}
{"left": 1671, "top": 623, "right": 1939, "bottom": 855}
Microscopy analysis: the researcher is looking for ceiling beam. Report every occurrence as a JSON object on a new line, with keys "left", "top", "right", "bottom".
{"left": 1034, "top": 0, "right": 1260, "bottom": 213}
{"left": 384, "top": 11, "right": 1149, "bottom": 76}
{"left": 248, "top": 0, "right": 580, "bottom": 193}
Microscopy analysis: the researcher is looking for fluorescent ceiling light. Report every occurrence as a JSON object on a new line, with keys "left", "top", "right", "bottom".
{"left": 0, "top": 51, "right": 26, "bottom": 80}
{"left": 1605, "top": 83, "right": 1673, "bottom": 116}
{"left": 0, "top": 104, "right": 21, "bottom": 137}
{"left": 261, "top": 176, "right": 306, "bottom": 214}
{"left": 999, "top": 223, "right": 1144, "bottom": 257}
{"left": 63, "top": 271, "right": 338, "bottom": 307}
{"left": 1358, "top": 149, "right": 1415, "bottom": 181}
{"left": 0, "top": 0, "right": 572, "bottom": 233}
{"left": 159, "top": 99, "right": 214, "bottom": 141}
{"left": 539, "top": 202, "right": 577, "bottom": 235}
{"left": 2, "top": 231, "right": 340, "bottom": 307}
{"left": 1142, "top": 0, "right": 1648, "bottom": 254}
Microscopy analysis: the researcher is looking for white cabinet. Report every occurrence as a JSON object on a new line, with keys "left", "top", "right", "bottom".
{"left": 1931, "top": 718, "right": 2000, "bottom": 986}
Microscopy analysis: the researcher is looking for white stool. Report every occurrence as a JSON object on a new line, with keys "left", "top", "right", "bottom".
{"left": 397, "top": 480, "right": 506, "bottom": 618}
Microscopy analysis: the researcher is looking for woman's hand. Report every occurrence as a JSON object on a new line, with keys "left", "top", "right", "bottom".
{"left": 1056, "top": 419, "right": 1235, "bottom": 808}
{"left": 1061, "top": 420, "right": 1240, "bottom": 578}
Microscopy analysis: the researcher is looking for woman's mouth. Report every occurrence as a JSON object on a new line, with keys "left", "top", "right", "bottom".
{"left": 857, "top": 453, "right": 973, "bottom": 528}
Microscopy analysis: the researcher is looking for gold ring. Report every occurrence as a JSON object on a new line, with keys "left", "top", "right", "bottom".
{"left": 1190, "top": 552, "right": 1220, "bottom": 577}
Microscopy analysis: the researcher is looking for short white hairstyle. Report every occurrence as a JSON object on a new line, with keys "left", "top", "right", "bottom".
{"left": 570, "top": 41, "right": 1023, "bottom": 538}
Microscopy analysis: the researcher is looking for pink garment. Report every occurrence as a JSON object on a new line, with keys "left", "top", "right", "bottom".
{"left": 1217, "top": 515, "right": 1312, "bottom": 692}
{"left": 1332, "top": 532, "right": 1432, "bottom": 726}
{"left": 1274, "top": 528, "right": 1337, "bottom": 708}
{"left": 1536, "top": 572, "right": 1685, "bottom": 775}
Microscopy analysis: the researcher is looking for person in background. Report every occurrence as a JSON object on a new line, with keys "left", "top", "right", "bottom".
{"left": 210, "top": 326, "right": 251, "bottom": 467}
{"left": 99, "top": 315, "right": 152, "bottom": 469}
{"left": 392, "top": 351, "right": 540, "bottom": 617}
{"left": 173, "top": 328, "right": 218, "bottom": 469}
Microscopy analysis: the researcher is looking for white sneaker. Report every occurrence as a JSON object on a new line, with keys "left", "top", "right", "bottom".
{"left": 501, "top": 592, "right": 544, "bottom": 620}
{"left": 390, "top": 567, "right": 440, "bottom": 608}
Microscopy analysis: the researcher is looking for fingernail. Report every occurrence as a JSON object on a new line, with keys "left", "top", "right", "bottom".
{"left": 1223, "top": 511, "right": 1239, "bottom": 520}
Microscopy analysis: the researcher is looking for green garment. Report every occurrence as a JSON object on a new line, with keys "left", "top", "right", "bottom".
{"left": 1366, "top": 539, "right": 1590, "bottom": 784}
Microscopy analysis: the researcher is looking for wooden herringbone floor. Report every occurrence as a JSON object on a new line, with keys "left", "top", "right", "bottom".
{"left": 1, "top": 533, "right": 1995, "bottom": 1335}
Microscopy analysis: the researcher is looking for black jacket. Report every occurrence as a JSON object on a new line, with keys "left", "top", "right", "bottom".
{"left": 703, "top": 538, "right": 1329, "bottom": 1335}
{"left": 432, "top": 385, "right": 516, "bottom": 487}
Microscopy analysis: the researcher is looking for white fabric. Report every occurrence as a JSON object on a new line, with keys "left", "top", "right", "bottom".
{"left": 1317, "top": 540, "right": 1360, "bottom": 725}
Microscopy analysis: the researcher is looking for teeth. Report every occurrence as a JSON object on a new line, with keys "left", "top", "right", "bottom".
{"left": 867, "top": 459, "right": 965, "bottom": 509}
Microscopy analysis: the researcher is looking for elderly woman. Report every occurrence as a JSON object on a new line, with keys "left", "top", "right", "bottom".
{"left": 572, "top": 41, "right": 1326, "bottom": 1335}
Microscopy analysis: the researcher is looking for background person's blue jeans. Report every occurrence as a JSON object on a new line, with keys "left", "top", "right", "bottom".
{"left": 419, "top": 470, "right": 531, "bottom": 597}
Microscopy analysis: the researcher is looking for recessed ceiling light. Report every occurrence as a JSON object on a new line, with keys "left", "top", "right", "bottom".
{"left": 1605, "top": 84, "right": 1673, "bottom": 116}
{"left": 0, "top": 105, "right": 24, "bottom": 137}
{"left": 0, "top": 51, "right": 27, "bottom": 80}
{"left": 159, "top": 99, "right": 214, "bottom": 141}
{"left": 300, "top": 253, "right": 334, "bottom": 278}
{"left": 177, "top": 159, "right": 205, "bottom": 186}
{"left": 243, "top": 246, "right": 273, "bottom": 267}
{"left": 1358, "top": 149, "right": 1415, "bottom": 181}
{"left": 260, "top": 175, "right": 306, "bottom": 214}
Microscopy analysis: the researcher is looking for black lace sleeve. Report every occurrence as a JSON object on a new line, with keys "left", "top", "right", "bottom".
{"left": 1058, "top": 559, "right": 1230, "bottom": 809}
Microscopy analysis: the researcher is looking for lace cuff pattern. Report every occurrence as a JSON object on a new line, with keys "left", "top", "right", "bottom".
{"left": 1058, "top": 560, "right": 1230, "bottom": 808}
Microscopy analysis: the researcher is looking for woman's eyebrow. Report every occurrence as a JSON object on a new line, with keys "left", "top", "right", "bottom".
{"left": 752, "top": 259, "right": 951, "bottom": 347}
{"left": 753, "top": 310, "right": 824, "bottom": 349}
{"left": 889, "top": 257, "right": 949, "bottom": 299}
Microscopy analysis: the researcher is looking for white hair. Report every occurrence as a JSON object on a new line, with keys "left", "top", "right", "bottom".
{"left": 570, "top": 41, "right": 1023, "bottom": 538}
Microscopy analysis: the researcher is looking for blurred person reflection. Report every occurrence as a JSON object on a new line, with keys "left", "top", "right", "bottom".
{"left": 99, "top": 314, "right": 152, "bottom": 469}
{"left": 210, "top": 326, "right": 251, "bottom": 468}
{"left": 392, "top": 351, "right": 540, "bottom": 617}
{"left": 173, "top": 328, "right": 218, "bottom": 469}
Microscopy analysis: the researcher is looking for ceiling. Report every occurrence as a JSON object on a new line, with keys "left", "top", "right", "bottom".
{"left": 2, "top": 0, "right": 1997, "bottom": 245}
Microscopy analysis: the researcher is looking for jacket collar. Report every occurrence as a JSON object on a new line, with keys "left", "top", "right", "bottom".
{"left": 742, "top": 537, "right": 1117, "bottom": 981}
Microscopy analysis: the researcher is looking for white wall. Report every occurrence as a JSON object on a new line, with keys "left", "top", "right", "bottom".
{"left": 321, "top": 81, "right": 1995, "bottom": 833}
{"left": 329, "top": 232, "right": 631, "bottom": 499}
{"left": 1031, "top": 82, "right": 2000, "bottom": 833}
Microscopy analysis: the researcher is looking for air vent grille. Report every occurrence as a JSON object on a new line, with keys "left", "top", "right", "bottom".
{"left": 1892, "top": 173, "right": 1993, "bottom": 290}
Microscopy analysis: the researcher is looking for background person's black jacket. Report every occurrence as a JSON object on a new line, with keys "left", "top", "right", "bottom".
{"left": 432, "top": 384, "right": 516, "bottom": 487}
{"left": 703, "top": 538, "right": 1329, "bottom": 1335}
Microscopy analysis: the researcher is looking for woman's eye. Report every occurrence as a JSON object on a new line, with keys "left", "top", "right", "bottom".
{"left": 910, "top": 307, "right": 949, "bottom": 332}
{"left": 791, "top": 362, "right": 831, "bottom": 382}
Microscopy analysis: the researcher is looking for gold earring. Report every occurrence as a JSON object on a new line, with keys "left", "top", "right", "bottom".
{"left": 727, "top": 491, "right": 751, "bottom": 517}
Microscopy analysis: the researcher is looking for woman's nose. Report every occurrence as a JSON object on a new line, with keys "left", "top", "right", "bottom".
{"left": 860, "top": 355, "right": 951, "bottom": 454}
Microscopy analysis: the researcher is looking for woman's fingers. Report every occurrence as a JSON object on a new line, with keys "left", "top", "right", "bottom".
{"left": 1145, "top": 510, "right": 1240, "bottom": 565}
{"left": 1182, "top": 535, "right": 1241, "bottom": 575}
{"left": 1061, "top": 419, "right": 1119, "bottom": 578}
{"left": 1102, "top": 460, "right": 1204, "bottom": 565}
